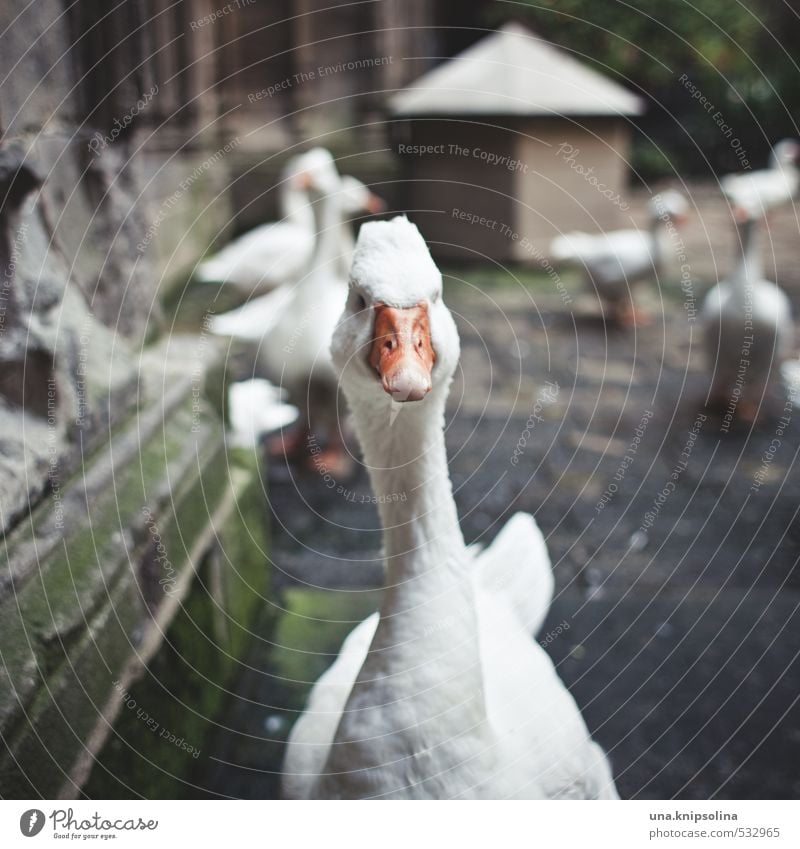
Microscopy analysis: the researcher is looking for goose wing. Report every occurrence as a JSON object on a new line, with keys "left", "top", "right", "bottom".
{"left": 473, "top": 512, "right": 554, "bottom": 637}
{"left": 195, "top": 221, "right": 314, "bottom": 290}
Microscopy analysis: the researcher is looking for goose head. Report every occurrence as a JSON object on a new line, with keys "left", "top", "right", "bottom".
{"left": 648, "top": 189, "right": 689, "bottom": 227}
{"left": 338, "top": 175, "right": 386, "bottom": 215}
{"left": 769, "top": 139, "right": 800, "bottom": 171}
{"left": 286, "top": 147, "right": 341, "bottom": 197}
{"left": 331, "top": 216, "right": 459, "bottom": 406}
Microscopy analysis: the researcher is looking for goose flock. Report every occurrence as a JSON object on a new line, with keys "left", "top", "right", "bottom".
{"left": 200, "top": 139, "right": 798, "bottom": 799}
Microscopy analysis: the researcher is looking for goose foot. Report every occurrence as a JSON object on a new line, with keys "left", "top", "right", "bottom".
{"left": 266, "top": 424, "right": 309, "bottom": 460}
{"left": 737, "top": 399, "right": 760, "bottom": 424}
{"left": 306, "top": 446, "right": 354, "bottom": 479}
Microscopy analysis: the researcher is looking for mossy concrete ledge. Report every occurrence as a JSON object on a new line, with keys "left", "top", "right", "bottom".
{"left": 0, "top": 336, "right": 269, "bottom": 799}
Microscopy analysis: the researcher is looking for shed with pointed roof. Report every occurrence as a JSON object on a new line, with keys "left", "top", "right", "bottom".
{"left": 390, "top": 22, "right": 645, "bottom": 262}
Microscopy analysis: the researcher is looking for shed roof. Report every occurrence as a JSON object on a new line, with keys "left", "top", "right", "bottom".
{"left": 391, "top": 22, "right": 645, "bottom": 118}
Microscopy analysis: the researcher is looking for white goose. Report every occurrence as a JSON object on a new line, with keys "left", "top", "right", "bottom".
{"left": 721, "top": 139, "right": 799, "bottom": 218}
{"left": 226, "top": 378, "right": 298, "bottom": 448}
{"left": 701, "top": 211, "right": 792, "bottom": 419}
{"left": 196, "top": 150, "right": 383, "bottom": 295}
{"left": 209, "top": 174, "right": 383, "bottom": 340}
{"left": 550, "top": 190, "right": 689, "bottom": 326}
{"left": 220, "top": 148, "right": 352, "bottom": 468}
{"left": 282, "top": 216, "right": 618, "bottom": 800}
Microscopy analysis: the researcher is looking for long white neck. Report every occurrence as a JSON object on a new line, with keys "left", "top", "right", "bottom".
{"left": 648, "top": 213, "right": 674, "bottom": 271}
{"left": 290, "top": 188, "right": 345, "bottom": 315}
{"left": 353, "top": 383, "right": 465, "bottom": 582}
{"left": 309, "top": 189, "right": 344, "bottom": 269}
{"left": 328, "top": 380, "right": 489, "bottom": 777}
{"left": 337, "top": 216, "right": 357, "bottom": 277}
{"left": 731, "top": 217, "right": 761, "bottom": 300}
{"left": 279, "top": 182, "right": 314, "bottom": 231}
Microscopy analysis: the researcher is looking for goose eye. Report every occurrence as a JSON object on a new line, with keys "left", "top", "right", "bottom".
{"left": 353, "top": 292, "right": 366, "bottom": 311}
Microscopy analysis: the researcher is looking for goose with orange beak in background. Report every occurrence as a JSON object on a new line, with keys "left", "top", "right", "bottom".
{"left": 282, "top": 216, "right": 618, "bottom": 800}
{"left": 196, "top": 149, "right": 384, "bottom": 296}
{"left": 211, "top": 150, "right": 383, "bottom": 472}
{"left": 721, "top": 139, "right": 799, "bottom": 219}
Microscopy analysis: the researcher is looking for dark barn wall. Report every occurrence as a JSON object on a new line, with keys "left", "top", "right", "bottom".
{"left": 395, "top": 119, "right": 516, "bottom": 262}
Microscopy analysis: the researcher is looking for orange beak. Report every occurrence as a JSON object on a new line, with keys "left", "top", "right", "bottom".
{"left": 369, "top": 302, "right": 435, "bottom": 402}
{"left": 364, "top": 191, "right": 386, "bottom": 214}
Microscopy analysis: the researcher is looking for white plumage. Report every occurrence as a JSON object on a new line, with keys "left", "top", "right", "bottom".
{"left": 550, "top": 190, "right": 689, "bottom": 324}
{"left": 282, "top": 216, "right": 618, "bottom": 800}
{"left": 226, "top": 379, "right": 298, "bottom": 448}
{"left": 701, "top": 213, "right": 793, "bottom": 414}
{"left": 195, "top": 150, "right": 382, "bottom": 295}
{"left": 720, "top": 139, "right": 799, "bottom": 218}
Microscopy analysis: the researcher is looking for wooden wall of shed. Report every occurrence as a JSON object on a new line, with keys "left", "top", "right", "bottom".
{"left": 513, "top": 118, "right": 633, "bottom": 258}
{"left": 395, "top": 119, "right": 516, "bottom": 262}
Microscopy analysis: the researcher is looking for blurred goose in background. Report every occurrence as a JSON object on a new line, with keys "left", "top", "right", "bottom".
{"left": 208, "top": 175, "right": 384, "bottom": 339}
{"left": 282, "top": 217, "right": 617, "bottom": 800}
{"left": 550, "top": 190, "right": 689, "bottom": 326}
{"left": 226, "top": 379, "right": 298, "bottom": 448}
{"left": 195, "top": 150, "right": 383, "bottom": 295}
{"left": 701, "top": 210, "right": 792, "bottom": 420}
{"left": 721, "top": 139, "right": 800, "bottom": 218}
{"left": 213, "top": 148, "right": 352, "bottom": 471}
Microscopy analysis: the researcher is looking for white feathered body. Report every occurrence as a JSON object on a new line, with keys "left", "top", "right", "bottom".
{"left": 195, "top": 219, "right": 315, "bottom": 291}
{"left": 196, "top": 170, "right": 371, "bottom": 295}
{"left": 257, "top": 265, "right": 346, "bottom": 390}
{"left": 226, "top": 378, "right": 298, "bottom": 447}
{"left": 721, "top": 168, "right": 798, "bottom": 218}
{"left": 551, "top": 227, "right": 670, "bottom": 303}
{"left": 282, "top": 514, "right": 615, "bottom": 800}
{"left": 701, "top": 277, "right": 792, "bottom": 388}
{"left": 282, "top": 217, "right": 617, "bottom": 800}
